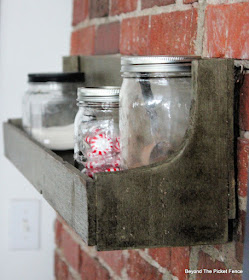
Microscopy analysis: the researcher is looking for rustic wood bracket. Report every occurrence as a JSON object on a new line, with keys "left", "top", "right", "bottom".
{"left": 93, "top": 58, "right": 235, "bottom": 250}
{"left": 3, "top": 56, "right": 236, "bottom": 251}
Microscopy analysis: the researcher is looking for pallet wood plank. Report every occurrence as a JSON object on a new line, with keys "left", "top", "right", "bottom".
{"left": 95, "top": 59, "right": 235, "bottom": 250}
{"left": 63, "top": 56, "right": 80, "bottom": 72}
{"left": 63, "top": 55, "right": 122, "bottom": 87}
{"left": 3, "top": 119, "right": 96, "bottom": 245}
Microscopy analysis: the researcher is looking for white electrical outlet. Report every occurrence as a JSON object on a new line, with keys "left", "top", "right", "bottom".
{"left": 9, "top": 200, "right": 40, "bottom": 250}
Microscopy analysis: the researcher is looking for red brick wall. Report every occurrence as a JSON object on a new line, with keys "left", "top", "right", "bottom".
{"left": 55, "top": 0, "right": 249, "bottom": 279}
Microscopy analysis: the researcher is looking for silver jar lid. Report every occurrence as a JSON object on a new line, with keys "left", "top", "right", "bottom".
{"left": 121, "top": 56, "right": 200, "bottom": 72}
{"left": 77, "top": 87, "right": 120, "bottom": 103}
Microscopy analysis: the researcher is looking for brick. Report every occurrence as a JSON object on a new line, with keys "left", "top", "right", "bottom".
{"left": 235, "top": 241, "right": 244, "bottom": 264}
{"left": 61, "top": 228, "right": 81, "bottom": 271}
{"left": 236, "top": 210, "right": 246, "bottom": 263}
{"left": 111, "top": 0, "right": 138, "bottom": 15}
{"left": 142, "top": 0, "right": 175, "bottom": 9}
{"left": 237, "top": 138, "right": 249, "bottom": 197}
{"left": 95, "top": 22, "right": 120, "bottom": 55}
{"left": 239, "top": 74, "right": 249, "bottom": 130}
{"left": 90, "top": 0, "right": 109, "bottom": 18}
{"left": 120, "top": 16, "right": 150, "bottom": 55}
{"left": 97, "top": 250, "right": 125, "bottom": 276}
{"left": 71, "top": 26, "right": 95, "bottom": 55}
{"left": 197, "top": 251, "right": 243, "bottom": 280}
{"left": 204, "top": 3, "right": 249, "bottom": 59}
{"left": 171, "top": 247, "right": 190, "bottom": 280}
{"left": 81, "top": 250, "right": 110, "bottom": 280}
{"left": 55, "top": 252, "right": 69, "bottom": 280}
{"left": 197, "top": 251, "right": 230, "bottom": 280}
{"left": 120, "top": 9, "right": 198, "bottom": 55}
{"left": 149, "top": 9, "right": 197, "bottom": 55}
{"left": 238, "top": 210, "right": 246, "bottom": 243}
{"left": 127, "top": 251, "right": 163, "bottom": 280}
{"left": 183, "top": 0, "right": 197, "bottom": 3}
{"left": 214, "top": 244, "right": 223, "bottom": 251}
{"left": 55, "top": 219, "right": 63, "bottom": 247}
{"left": 72, "top": 0, "right": 89, "bottom": 26}
{"left": 148, "top": 247, "right": 189, "bottom": 279}
{"left": 232, "top": 272, "right": 243, "bottom": 280}
{"left": 148, "top": 248, "right": 171, "bottom": 269}
{"left": 68, "top": 273, "right": 75, "bottom": 280}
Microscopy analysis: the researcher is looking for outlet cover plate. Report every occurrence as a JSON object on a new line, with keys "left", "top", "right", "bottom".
{"left": 9, "top": 200, "right": 40, "bottom": 250}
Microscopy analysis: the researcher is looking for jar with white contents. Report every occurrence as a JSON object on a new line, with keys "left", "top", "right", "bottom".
{"left": 74, "top": 87, "right": 120, "bottom": 178}
{"left": 22, "top": 72, "right": 85, "bottom": 150}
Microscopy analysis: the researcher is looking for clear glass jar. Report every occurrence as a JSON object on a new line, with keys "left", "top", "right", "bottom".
{"left": 120, "top": 56, "right": 197, "bottom": 169}
{"left": 22, "top": 72, "right": 85, "bottom": 150}
{"left": 74, "top": 87, "right": 120, "bottom": 178}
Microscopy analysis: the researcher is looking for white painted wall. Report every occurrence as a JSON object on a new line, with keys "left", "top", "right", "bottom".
{"left": 0, "top": 1, "right": 72, "bottom": 279}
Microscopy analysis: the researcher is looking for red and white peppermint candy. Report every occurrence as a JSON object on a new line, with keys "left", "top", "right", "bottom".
{"left": 114, "top": 137, "right": 120, "bottom": 152}
{"left": 105, "top": 167, "right": 120, "bottom": 172}
{"left": 91, "top": 134, "right": 113, "bottom": 155}
{"left": 89, "top": 127, "right": 101, "bottom": 134}
{"left": 84, "top": 159, "right": 105, "bottom": 169}
{"left": 84, "top": 136, "right": 92, "bottom": 144}
{"left": 84, "top": 168, "right": 99, "bottom": 178}
{"left": 86, "top": 151, "right": 105, "bottom": 161}
{"left": 113, "top": 158, "right": 121, "bottom": 167}
{"left": 86, "top": 151, "right": 98, "bottom": 158}
{"left": 105, "top": 154, "right": 121, "bottom": 167}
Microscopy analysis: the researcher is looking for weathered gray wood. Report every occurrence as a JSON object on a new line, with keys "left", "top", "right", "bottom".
{"left": 242, "top": 170, "right": 249, "bottom": 280}
{"left": 63, "top": 55, "right": 122, "bottom": 87}
{"left": 63, "top": 56, "right": 81, "bottom": 72}
{"left": 95, "top": 59, "right": 235, "bottom": 250}
{"left": 3, "top": 58, "right": 236, "bottom": 251}
{"left": 3, "top": 119, "right": 96, "bottom": 245}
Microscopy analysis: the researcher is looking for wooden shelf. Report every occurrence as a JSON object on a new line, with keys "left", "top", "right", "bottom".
{"left": 3, "top": 57, "right": 236, "bottom": 251}
{"left": 3, "top": 119, "right": 97, "bottom": 246}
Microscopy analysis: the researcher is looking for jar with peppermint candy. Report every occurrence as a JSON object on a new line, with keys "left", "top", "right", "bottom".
{"left": 74, "top": 87, "right": 120, "bottom": 177}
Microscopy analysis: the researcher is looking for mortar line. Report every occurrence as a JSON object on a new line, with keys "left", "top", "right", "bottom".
{"left": 136, "top": 249, "right": 179, "bottom": 280}
{"left": 109, "top": 0, "right": 112, "bottom": 16}
{"left": 95, "top": 255, "right": 123, "bottom": 280}
{"left": 200, "top": 244, "right": 243, "bottom": 269}
{"left": 189, "top": 246, "right": 200, "bottom": 280}
{"left": 72, "top": 0, "right": 248, "bottom": 32}
{"left": 195, "top": 0, "right": 207, "bottom": 56}
{"left": 55, "top": 247, "right": 82, "bottom": 280}
{"left": 72, "top": 3, "right": 197, "bottom": 31}
{"left": 207, "top": 0, "right": 249, "bottom": 5}
{"left": 235, "top": 60, "right": 249, "bottom": 70}
{"left": 238, "top": 195, "right": 248, "bottom": 212}
{"left": 79, "top": 241, "right": 122, "bottom": 280}
{"left": 137, "top": 0, "right": 142, "bottom": 11}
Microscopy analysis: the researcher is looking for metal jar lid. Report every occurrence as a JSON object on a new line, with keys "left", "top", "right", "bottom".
{"left": 77, "top": 87, "right": 120, "bottom": 103}
{"left": 28, "top": 72, "right": 85, "bottom": 83}
{"left": 121, "top": 56, "right": 200, "bottom": 73}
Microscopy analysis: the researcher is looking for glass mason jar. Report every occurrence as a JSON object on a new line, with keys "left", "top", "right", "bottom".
{"left": 74, "top": 87, "right": 120, "bottom": 178}
{"left": 120, "top": 56, "right": 197, "bottom": 169}
{"left": 22, "top": 72, "right": 85, "bottom": 150}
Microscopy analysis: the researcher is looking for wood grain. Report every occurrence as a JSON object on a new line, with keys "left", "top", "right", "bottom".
{"left": 3, "top": 58, "right": 235, "bottom": 251}
{"left": 95, "top": 59, "right": 235, "bottom": 250}
{"left": 3, "top": 119, "right": 96, "bottom": 245}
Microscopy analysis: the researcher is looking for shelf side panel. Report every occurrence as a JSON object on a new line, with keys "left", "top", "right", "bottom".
{"left": 95, "top": 59, "right": 235, "bottom": 250}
